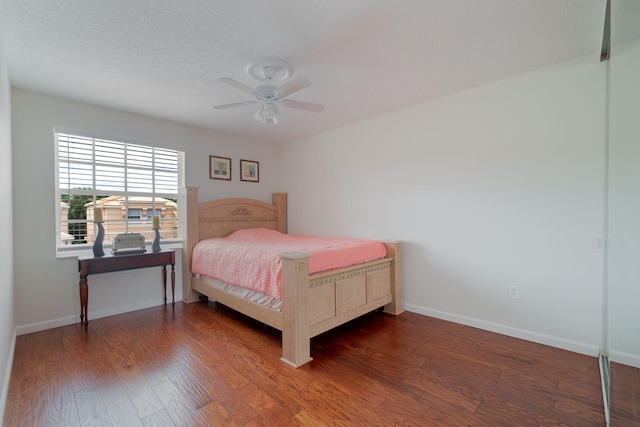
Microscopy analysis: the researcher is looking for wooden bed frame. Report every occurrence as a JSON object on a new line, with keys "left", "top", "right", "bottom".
{"left": 182, "top": 187, "right": 403, "bottom": 367}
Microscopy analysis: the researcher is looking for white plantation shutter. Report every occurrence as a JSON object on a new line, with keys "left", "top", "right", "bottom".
{"left": 56, "top": 132, "right": 184, "bottom": 252}
{"left": 58, "top": 134, "right": 180, "bottom": 197}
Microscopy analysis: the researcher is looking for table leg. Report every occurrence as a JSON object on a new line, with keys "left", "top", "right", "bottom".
{"left": 171, "top": 263, "right": 175, "bottom": 306}
{"left": 79, "top": 273, "right": 88, "bottom": 330}
{"left": 162, "top": 265, "right": 167, "bottom": 305}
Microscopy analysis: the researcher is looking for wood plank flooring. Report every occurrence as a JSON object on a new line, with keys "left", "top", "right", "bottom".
{"left": 3, "top": 300, "right": 617, "bottom": 426}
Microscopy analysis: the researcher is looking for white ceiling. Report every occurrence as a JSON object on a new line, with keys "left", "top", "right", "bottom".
{"left": 0, "top": 0, "right": 632, "bottom": 144}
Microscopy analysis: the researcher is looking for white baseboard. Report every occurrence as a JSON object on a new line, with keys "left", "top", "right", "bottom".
{"left": 610, "top": 350, "right": 640, "bottom": 369}
{"left": 403, "top": 303, "right": 600, "bottom": 358}
{"left": 15, "top": 299, "right": 172, "bottom": 336}
{"left": 0, "top": 328, "right": 17, "bottom": 424}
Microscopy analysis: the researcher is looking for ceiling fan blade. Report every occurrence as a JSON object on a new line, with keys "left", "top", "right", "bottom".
{"left": 279, "top": 99, "right": 324, "bottom": 113}
{"left": 218, "top": 77, "right": 259, "bottom": 96}
{"left": 274, "top": 76, "right": 311, "bottom": 99}
{"left": 214, "top": 101, "right": 259, "bottom": 110}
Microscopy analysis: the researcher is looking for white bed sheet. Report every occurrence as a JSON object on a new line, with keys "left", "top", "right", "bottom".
{"left": 194, "top": 273, "right": 282, "bottom": 311}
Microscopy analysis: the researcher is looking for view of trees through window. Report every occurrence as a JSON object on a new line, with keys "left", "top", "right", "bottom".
{"left": 60, "top": 191, "right": 107, "bottom": 244}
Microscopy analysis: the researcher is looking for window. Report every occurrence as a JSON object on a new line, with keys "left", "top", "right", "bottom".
{"left": 146, "top": 208, "right": 162, "bottom": 218}
{"left": 127, "top": 209, "right": 143, "bottom": 219}
{"left": 56, "top": 132, "right": 184, "bottom": 254}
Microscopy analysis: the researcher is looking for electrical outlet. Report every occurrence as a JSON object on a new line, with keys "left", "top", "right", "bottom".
{"left": 124, "top": 273, "right": 132, "bottom": 284}
{"left": 508, "top": 285, "right": 520, "bottom": 300}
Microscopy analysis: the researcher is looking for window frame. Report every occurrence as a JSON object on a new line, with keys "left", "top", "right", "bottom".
{"left": 55, "top": 129, "right": 185, "bottom": 257}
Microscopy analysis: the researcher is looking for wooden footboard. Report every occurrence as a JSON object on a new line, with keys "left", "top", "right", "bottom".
{"left": 183, "top": 187, "right": 403, "bottom": 367}
{"left": 280, "top": 243, "right": 402, "bottom": 367}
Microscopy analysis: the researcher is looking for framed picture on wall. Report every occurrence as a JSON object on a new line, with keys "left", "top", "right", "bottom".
{"left": 210, "top": 155, "right": 231, "bottom": 180}
{"left": 240, "top": 159, "right": 259, "bottom": 182}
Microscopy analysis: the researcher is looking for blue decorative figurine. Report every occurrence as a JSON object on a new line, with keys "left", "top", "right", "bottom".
{"left": 152, "top": 215, "right": 161, "bottom": 252}
{"left": 92, "top": 207, "right": 105, "bottom": 257}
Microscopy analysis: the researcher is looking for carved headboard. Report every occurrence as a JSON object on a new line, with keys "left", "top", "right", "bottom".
{"left": 182, "top": 187, "right": 287, "bottom": 300}
{"left": 196, "top": 195, "right": 287, "bottom": 240}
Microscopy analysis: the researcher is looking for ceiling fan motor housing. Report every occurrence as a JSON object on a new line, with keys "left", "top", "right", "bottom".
{"left": 255, "top": 85, "right": 278, "bottom": 100}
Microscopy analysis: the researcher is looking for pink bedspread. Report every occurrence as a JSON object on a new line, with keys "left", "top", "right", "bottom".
{"left": 191, "top": 228, "right": 387, "bottom": 300}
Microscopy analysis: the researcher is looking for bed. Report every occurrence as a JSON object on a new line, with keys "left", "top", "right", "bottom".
{"left": 182, "top": 187, "right": 403, "bottom": 367}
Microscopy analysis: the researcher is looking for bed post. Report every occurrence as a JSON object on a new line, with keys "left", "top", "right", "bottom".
{"left": 183, "top": 186, "right": 200, "bottom": 303}
{"left": 273, "top": 193, "right": 287, "bottom": 234}
{"left": 383, "top": 241, "right": 404, "bottom": 315}
{"left": 279, "top": 251, "right": 313, "bottom": 367}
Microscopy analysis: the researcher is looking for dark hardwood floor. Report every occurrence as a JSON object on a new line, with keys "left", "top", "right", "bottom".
{"left": 3, "top": 300, "right": 620, "bottom": 426}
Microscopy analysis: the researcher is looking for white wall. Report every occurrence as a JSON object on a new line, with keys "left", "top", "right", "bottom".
{"left": 11, "top": 88, "right": 282, "bottom": 333}
{"left": 0, "top": 36, "right": 15, "bottom": 422}
{"left": 281, "top": 55, "right": 608, "bottom": 355}
{"left": 608, "top": 38, "right": 640, "bottom": 367}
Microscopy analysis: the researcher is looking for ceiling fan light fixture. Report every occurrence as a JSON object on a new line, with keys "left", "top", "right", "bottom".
{"left": 254, "top": 102, "right": 280, "bottom": 125}
{"left": 263, "top": 102, "right": 280, "bottom": 124}
{"left": 253, "top": 106, "right": 265, "bottom": 123}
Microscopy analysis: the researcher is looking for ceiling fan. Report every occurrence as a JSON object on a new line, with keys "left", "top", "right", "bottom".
{"left": 214, "top": 58, "right": 324, "bottom": 125}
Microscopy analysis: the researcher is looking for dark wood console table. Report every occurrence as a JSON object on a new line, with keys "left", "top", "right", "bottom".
{"left": 78, "top": 250, "right": 176, "bottom": 330}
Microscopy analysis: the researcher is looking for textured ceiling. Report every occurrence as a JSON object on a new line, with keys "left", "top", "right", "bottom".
{"left": 0, "top": 0, "right": 630, "bottom": 144}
